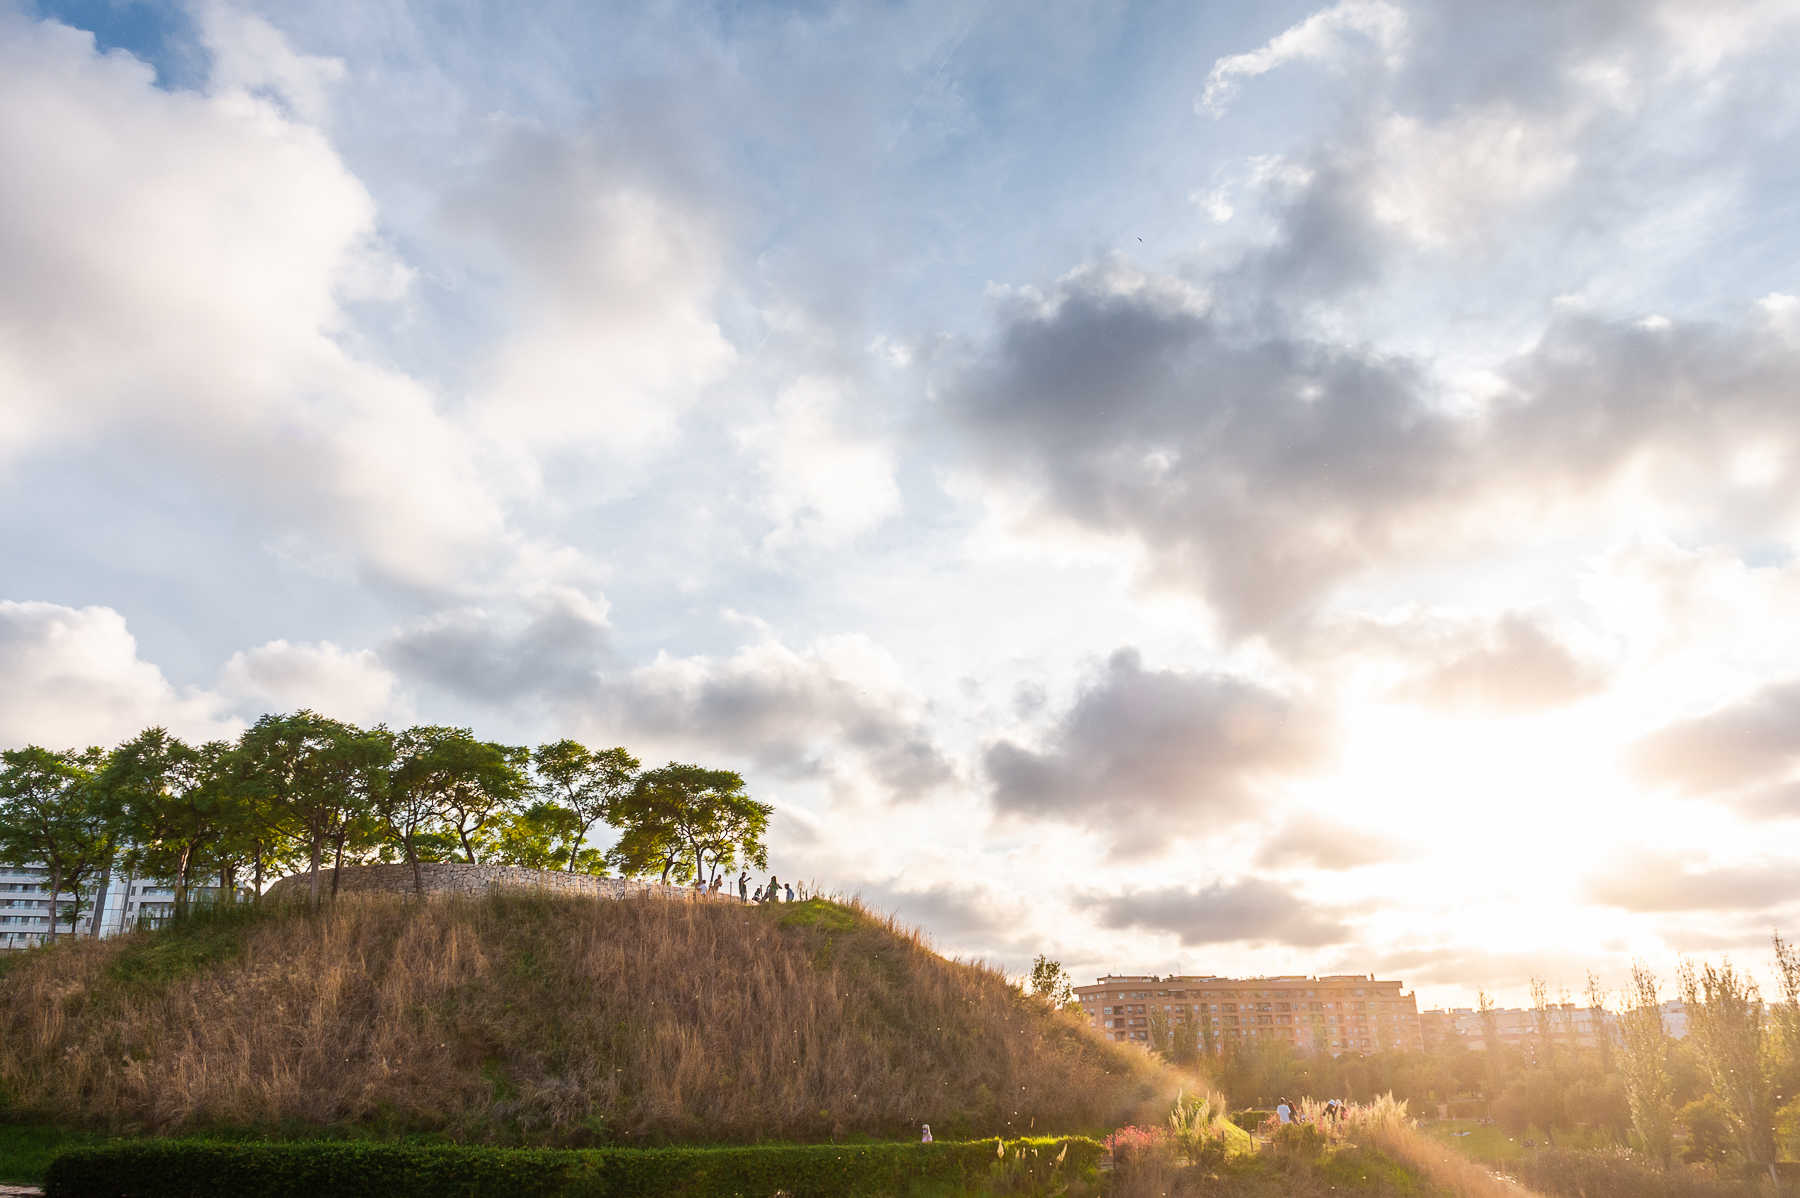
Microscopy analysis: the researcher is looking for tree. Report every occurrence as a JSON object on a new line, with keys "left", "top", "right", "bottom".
{"left": 1770, "top": 932, "right": 1800, "bottom": 1099}
{"left": 1680, "top": 958, "right": 1777, "bottom": 1184}
{"left": 1587, "top": 971, "right": 1613, "bottom": 1075}
{"left": 426, "top": 733, "right": 529, "bottom": 863}
{"left": 235, "top": 712, "right": 372, "bottom": 906}
{"left": 0, "top": 746, "right": 111, "bottom": 942}
{"left": 1029, "top": 955, "right": 1078, "bottom": 1011}
{"left": 531, "top": 741, "right": 638, "bottom": 871}
{"left": 1617, "top": 961, "right": 1674, "bottom": 1168}
{"left": 96, "top": 728, "right": 217, "bottom": 917}
{"left": 606, "top": 763, "right": 769, "bottom": 885}
{"left": 488, "top": 801, "right": 582, "bottom": 871}
{"left": 1477, "top": 990, "right": 1502, "bottom": 1101}
{"left": 1529, "top": 976, "right": 1554, "bottom": 1066}
{"left": 378, "top": 726, "right": 447, "bottom": 896}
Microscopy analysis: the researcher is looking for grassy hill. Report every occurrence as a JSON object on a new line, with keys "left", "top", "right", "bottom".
{"left": 0, "top": 892, "right": 1178, "bottom": 1145}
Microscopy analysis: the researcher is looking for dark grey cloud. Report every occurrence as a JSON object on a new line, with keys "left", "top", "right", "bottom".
{"left": 951, "top": 271, "right": 1461, "bottom": 635}
{"left": 984, "top": 648, "right": 1329, "bottom": 857}
{"left": 384, "top": 588, "right": 614, "bottom": 706}
{"left": 1082, "top": 879, "right": 1350, "bottom": 949}
{"left": 1384, "top": 612, "right": 1608, "bottom": 715}
{"left": 1630, "top": 680, "right": 1800, "bottom": 801}
{"left": 947, "top": 258, "right": 1800, "bottom": 639}
{"left": 851, "top": 878, "right": 1024, "bottom": 945}
{"left": 1255, "top": 818, "right": 1411, "bottom": 871}
{"left": 605, "top": 641, "right": 956, "bottom": 799}
{"left": 1583, "top": 851, "right": 1798, "bottom": 914}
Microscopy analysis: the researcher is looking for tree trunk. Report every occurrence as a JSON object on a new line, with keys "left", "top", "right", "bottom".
{"left": 406, "top": 834, "right": 424, "bottom": 898}
{"left": 45, "top": 863, "right": 60, "bottom": 945}
{"left": 330, "top": 828, "right": 347, "bottom": 898}
{"left": 253, "top": 848, "right": 264, "bottom": 906}
{"left": 307, "top": 830, "right": 324, "bottom": 908}
{"left": 174, "top": 844, "right": 193, "bottom": 918}
{"left": 459, "top": 825, "right": 478, "bottom": 864}
{"left": 89, "top": 837, "right": 116, "bottom": 938}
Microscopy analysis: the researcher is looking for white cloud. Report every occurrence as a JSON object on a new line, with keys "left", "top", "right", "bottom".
{"left": 216, "top": 640, "right": 399, "bottom": 726}
{"left": 459, "top": 128, "right": 736, "bottom": 464}
{"left": 0, "top": 12, "right": 505, "bottom": 588}
{"left": 0, "top": 601, "right": 231, "bottom": 747}
{"left": 737, "top": 375, "right": 902, "bottom": 548}
{"left": 198, "top": 1, "right": 348, "bottom": 125}
{"left": 1199, "top": 0, "right": 1408, "bottom": 116}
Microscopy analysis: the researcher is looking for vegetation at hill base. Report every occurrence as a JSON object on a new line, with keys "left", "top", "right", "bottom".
{"left": 1110, "top": 940, "right": 1800, "bottom": 1196}
{"left": 0, "top": 891, "right": 1176, "bottom": 1144}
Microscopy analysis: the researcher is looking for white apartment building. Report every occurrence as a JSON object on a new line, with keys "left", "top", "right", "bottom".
{"left": 1421, "top": 1000, "right": 1690, "bottom": 1050}
{"left": 0, "top": 863, "right": 197, "bottom": 949}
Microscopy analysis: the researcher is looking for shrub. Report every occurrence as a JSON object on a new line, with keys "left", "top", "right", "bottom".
{"left": 1678, "top": 1096, "right": 1734, "bottom": 1165}
{"left": 1230, "top": 1108, "right": 1274, "bottom": 1133}
{"left": 1166, "top": 1089, "right": 1233, "bottom": 1166}
{"left": 43, "top": 1136, "right": 1105, "bottom": 1198}
{"left": 1265, "top": 1119, "right": 1327, "bottom": 1165}
{"left": 1512, "top": 1146, "right": 1767, "bottom": 1198}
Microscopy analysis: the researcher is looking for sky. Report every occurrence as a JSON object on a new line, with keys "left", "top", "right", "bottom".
{"left": 4, "top": 0, "right": 1800, "bottom": 1010}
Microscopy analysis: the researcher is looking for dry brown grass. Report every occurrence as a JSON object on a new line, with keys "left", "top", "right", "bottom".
{"left": 1345, "top": 1097, "right": 1546, "bottom": 1198}
{"left": 0, "top": 892, "right": 1178, "bottom": 1145}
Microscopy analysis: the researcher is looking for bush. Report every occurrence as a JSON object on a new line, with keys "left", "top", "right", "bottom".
{"left": 1678, "top": 1095, "right": 1734, "bottom": 1165}
{"left": 44, "top": 1136, "right": 1105, "bottom": 1198}
{"left": 1230, "top": 1109, "right": 1274, "bottom": 1133}
{"left": 1512, "top": 1146, "right": 1766, "bottom": 1198}
{"left": 1265, "top": 1119, "right": 1328, "bottom": 1166}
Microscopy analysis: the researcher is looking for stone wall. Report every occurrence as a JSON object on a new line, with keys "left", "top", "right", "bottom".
{"left": 262, "top": 862, "right": 721, "bottom": 904}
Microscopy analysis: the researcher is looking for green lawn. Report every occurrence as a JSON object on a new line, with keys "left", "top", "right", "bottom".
{"left": 1420, "top": 1119, "right": 1525, "bottom": 1163}
{"left": 0, "top": 1124, "right": 110, "bottom": 1186}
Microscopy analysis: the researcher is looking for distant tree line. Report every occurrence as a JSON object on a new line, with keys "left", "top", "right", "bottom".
{"left": 0, "top": 711, "right": 772, "bottom": 939}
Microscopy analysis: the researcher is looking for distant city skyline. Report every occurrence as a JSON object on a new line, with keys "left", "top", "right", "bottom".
{"left": 5, "top": 0, "right": 1800, "bottom": 1007}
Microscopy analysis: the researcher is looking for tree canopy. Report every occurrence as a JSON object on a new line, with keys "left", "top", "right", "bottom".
{"left": 0, "top": 718, "right": 765, "bottom": 927}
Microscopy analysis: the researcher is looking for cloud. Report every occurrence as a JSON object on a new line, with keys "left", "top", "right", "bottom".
{"left": 1255, "top": 818, "right": 1411, "bottom": 871}
{"left": 1200, "top": 0, "right": 1408, "bottom": 116}
{"left": 456, "top": 121, "right": 734, "bottom": 461}
{"left": 1081, "top": 879, "right": 1350, "bottom": 948}
{"left": 1583, "top": 850, "right": 1798, "bottom": 914}
{"left": 1382, "top": 612, "right": 1609, "bottom": 715}
{"left": 851, "top": 878, "right": 1027, "bottom": 945}
{"left": 608, "top": 632, "right": 954, "bottom": 798}
{"left": 947, "top": 252, "right": 1800, "bottom": 637}
{"left": 216, "top": 639, "right": 399, "bottom": 726}
{"left": 985, "top": 648, "right": 1330, "bottom": 858}
{"left": 385, "top": 587, "right": 614, "bottom": 707}
{"left": 947, "top": 262, "right": 1465, "bottom": 634}
{"left": 735, "top": 375, "right": 902, "bottom": 548}
{"left": 0, "top": 601, "right": 231, "bottom": 747}
{"left": 1629, "top": 679, "right": 1800, "bottom": 799}
{"left": 0, "top": 12, "right": 504, "bottom": 587}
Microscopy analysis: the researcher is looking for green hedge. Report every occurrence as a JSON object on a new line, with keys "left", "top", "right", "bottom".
{"left": 1230, "top": 1109, "right": 1274, "bottom": 1133}
{"left": 44, "top": 1135, "right": 1104, "bottom": 1197}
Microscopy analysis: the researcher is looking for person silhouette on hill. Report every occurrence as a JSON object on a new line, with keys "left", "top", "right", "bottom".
{"left": 752, "top": 886, "right": 763, "bottom": 902}
{"left": 785, "top": 882, "right": 795, "bottom": 902}
{"left": 920, "top": 1124, "right": 933, "bottom": 1144}
{"left": 738, "top": 870, "right": 749, "bottom": 901}
{"left": 765, "top": 875, "right": 779, "bottom": 902}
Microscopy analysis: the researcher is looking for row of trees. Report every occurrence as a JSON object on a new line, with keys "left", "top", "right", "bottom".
{"left": 0, "top": 710, "right": 773, "bottom": 939}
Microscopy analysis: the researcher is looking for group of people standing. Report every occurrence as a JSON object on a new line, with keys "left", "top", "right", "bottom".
{"left": 688, "top": 871, "right": 807, "bottom": 902}
{"left": 1274, "top": 1096, "right": 1347, "bottom": 1125}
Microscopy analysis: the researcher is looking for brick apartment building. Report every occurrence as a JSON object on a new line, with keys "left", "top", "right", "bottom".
{"left": 1075, "top": 973, "right": 1425, "bottom": 1056}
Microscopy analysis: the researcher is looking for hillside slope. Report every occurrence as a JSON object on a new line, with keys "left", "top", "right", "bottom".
{"left": 0, "top": 893, "right": 1178, "bottom": 1144}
